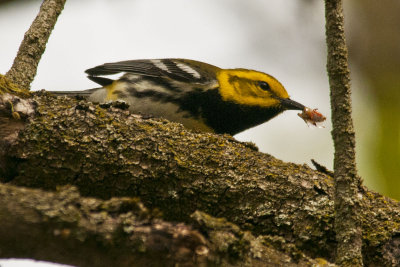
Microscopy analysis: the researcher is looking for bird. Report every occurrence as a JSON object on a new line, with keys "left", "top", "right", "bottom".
{"left": 51, "top": 58, "right": 306, "bottom": 135}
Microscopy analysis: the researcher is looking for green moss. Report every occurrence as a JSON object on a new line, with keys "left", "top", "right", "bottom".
{"left": 314, "top": 257, "right": 330, "bottom": 266}
{"left": 6, "top": 90, "right": 400, "bottom": 266}
{"left": 0, "top": 74, "right": 31, "bottom": 97}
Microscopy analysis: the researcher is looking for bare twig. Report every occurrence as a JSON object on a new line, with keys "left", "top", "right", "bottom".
{"left": 5, "top": 0, "right": 67, "bottom": 90}
{"left": 324, "top": 0, "right": 363, "bottom": 266}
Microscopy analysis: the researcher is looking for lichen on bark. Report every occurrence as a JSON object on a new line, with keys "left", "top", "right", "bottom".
{"left": 325, "top": 0, "right": 363, "bottom": 265}
{"left": 5, "top": 0, "right": 66, "bottom": 90}
{"left": 1, "top": 91, "right": 399, "bottom": 266}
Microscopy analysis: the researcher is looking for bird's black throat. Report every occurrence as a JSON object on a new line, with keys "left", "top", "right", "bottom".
{"left": 177, "top": 88, "right": 284, "bottom": 135}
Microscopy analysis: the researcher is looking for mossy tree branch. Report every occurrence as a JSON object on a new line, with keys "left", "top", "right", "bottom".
{"left": 5, "top": 0, "right": 66, "bottom": 90}
{"left": 0, "top": 92, "right": 399, "bottom": 266}
{"left": 325, "top": 0, "right": 363, "bottom": 266}
{"left": 0, "top": 181, "right": 342, "bottom": 267}
{"left": 0, "top": 183, "right": 211, "bottom": 267}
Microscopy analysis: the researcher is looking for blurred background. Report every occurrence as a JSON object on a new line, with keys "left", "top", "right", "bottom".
{"left": 0, "top": 0, "right": 399, "bottom": 199}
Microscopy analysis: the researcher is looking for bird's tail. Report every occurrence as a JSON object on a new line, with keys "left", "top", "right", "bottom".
{"left": 48, "top": 88, "right": 100, "bottom": 99}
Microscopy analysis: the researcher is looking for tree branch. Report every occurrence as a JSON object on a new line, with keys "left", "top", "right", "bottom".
{"left": 0, "top": 182, "right": 339, "bottom": 267}
{"left": 324, "top": 0, "right": 363, "bottom": 266}
{"left": 0, "top": 91, "right": 399, "bottom": 265}
{"left": 0, "top": 183, "right": 211, "bottom": 267}
{"left": 5, "top": 0, "right": 66, "bottom": 90}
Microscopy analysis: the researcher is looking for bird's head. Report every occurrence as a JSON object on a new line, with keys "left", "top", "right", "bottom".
{"left": 216, "top": 69, "right": 305, "bottom": 111}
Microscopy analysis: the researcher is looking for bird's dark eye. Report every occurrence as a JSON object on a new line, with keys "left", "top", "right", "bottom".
{"left": 258, "top": 81, "right": 271, "bottom": 91}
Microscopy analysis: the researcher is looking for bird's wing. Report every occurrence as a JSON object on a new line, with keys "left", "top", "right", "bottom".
{"left": 85, "top": 59, "right": 220, "bottom": 85}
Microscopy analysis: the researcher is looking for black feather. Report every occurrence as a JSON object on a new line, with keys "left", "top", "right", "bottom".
{"left": 87, "top": 76, "right": 114, "bottom": 86}
{"left": 84, "top": 59, "right": 218, "bottom": 84}
{"left": 85, "top": 60, "right": 162, "bottom": 77}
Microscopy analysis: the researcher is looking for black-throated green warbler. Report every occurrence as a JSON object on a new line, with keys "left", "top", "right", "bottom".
{"left": 53, "top": 59, "right": 306, "bottom": 135}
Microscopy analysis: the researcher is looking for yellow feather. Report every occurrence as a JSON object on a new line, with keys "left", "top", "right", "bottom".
{"left": 105, "top": 81, "right": 123, "bottom": 101}
{"left": 216, "top": 69, "right": 289, "bottom": 108}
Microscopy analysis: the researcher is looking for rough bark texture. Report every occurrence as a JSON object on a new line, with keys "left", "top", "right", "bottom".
{"left": 0, "top": 183, "right": 336, "bottom": 267}
{"left": 0, "top": 184, "right": 209, "bottom": 267}
{"left": 325, "top": 0, "right": 363, "bottom": 266}
{"left": 5, "top": 0, "right": 66, "bottom": 90}
{"left": 0, "top": 91, "right": 399, "bottom": 266}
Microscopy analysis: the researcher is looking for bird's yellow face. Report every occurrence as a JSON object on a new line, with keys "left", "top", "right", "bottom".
{"left": 216, "top": 69, "right": 290, "bottom": 108}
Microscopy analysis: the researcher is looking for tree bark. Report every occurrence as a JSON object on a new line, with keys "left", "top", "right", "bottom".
{"left": 325, "top": 0, "right": 363, "bottom": 266}
{"left": 1, "top": 182, "right": 337, "bottom": 267}
{"left": 0, "top": 91, "right": 399, "bottom": 266}
{"left": 5, "top": 0, "right": 66, "bottom": 90}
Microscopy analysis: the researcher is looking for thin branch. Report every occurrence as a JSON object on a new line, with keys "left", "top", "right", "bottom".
{"left": 324, "top": 0, "right": 363, "bottom": 266}
{"left": 5, "top": 0, "right": 67, "bottom": 90}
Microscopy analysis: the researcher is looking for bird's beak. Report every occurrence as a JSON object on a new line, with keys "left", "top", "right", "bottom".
{"left": 279, "top": 97, "right": 305, "bottom": 110}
